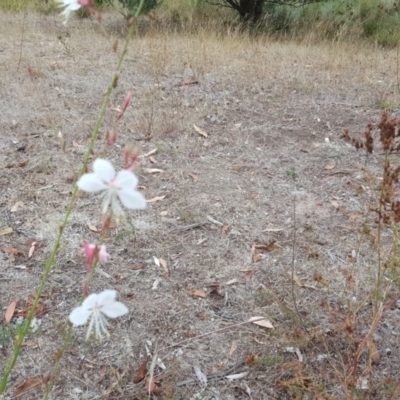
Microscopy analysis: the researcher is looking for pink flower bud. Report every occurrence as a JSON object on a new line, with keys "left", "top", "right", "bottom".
{"left": 83, "top": 240, "right": 96, "bottom": 271}
{"left": 117, "top": 91, "right": 132, "bottom": 121}
{"left": 124, "top": 143, "right": 140, "bottom": 170}
{"left": 78, "top": 0, "right": 95, "bottom": 15}
{"left": 106, "top": 127, "right": 118, "bottom": 146}
{"left": 83, "top": 241, "right": 109, "bottom": 271}
{"left": 99, "top": 245, "right": 110, "bottom": 264}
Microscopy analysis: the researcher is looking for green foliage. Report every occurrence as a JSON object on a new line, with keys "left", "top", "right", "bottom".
{"left": 256, "top": 354, "right": 284, "bottom": 366}
{"left": 263, "top": 0, "right": 400, "bottom": 47}
{"left": 0, "top": 325, "right": 17, "bottom": 348}
{"left": 0, "top": 0, "right": 59, "bottom": 12}
{"left": 97, "top": 0, "right": 158, "bottom": 17}
{"left": 2, "top": 0, "right": 400, "bottom": 47}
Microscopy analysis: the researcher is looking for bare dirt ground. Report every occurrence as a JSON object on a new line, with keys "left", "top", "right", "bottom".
{"left": 2, "top": 11, "right": 400, "bottom": 399}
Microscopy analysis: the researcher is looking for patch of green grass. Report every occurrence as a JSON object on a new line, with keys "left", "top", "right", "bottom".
{"left": 376, "top": 95, "right": 400, "bottom": 112}
{"left": 287, "top": 168, "right": 296, "bottom": 179}
{"left": 4, "top": 0, "right": 400, "bottom": 48}
{"left": 256, "top": 354, "right": 284, "bottom": 367}
{"left": 267, "top": 0, "right": 400, "bottom": 47}
{"left": 176, "top": 208, "right": 196, "bottom": 224}
{"left": 0, "top": 324, "right": 17, "bottom": 348}
{"left": 254, "top": 288, "right": 274, "bottom": 306}
{"left": 36, "top": 157, "right": 55, "bottom": 174}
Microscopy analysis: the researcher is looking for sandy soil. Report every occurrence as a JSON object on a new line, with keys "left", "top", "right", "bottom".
{"left": 1, "top": 11, "right": 400, "bottom": 399}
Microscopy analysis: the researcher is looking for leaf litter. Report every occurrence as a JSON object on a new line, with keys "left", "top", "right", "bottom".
{"left": 1, "top": 13, "right": 399, "bottom": 399}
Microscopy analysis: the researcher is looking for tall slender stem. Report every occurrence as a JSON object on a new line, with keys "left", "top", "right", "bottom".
{"left": 0, "top": 2, "right": 144, "bottom": 394}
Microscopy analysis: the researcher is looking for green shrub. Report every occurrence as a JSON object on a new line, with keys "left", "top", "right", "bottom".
{"left": 98, "top": 0, "right": 158, "bottom": 17}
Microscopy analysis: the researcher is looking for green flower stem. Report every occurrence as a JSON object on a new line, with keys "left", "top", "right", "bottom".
{"left": 43, "top": 228, "right": 109, "bottom": 399}
{"left": 0, "top": 1, "right": 144, "bottom": 394}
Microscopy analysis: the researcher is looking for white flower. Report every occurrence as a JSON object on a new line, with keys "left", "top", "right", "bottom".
{"left": 57, "top": 0, "right": 81, "bottom": 24}
{"left": 77, "top": 159, "right": 146, "bottom": 216}
{"left": 69, "top": 290, "right": 128, "bottom": 340}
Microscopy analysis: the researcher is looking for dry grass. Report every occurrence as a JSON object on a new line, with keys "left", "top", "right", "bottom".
{"left": 1, "top": 11, "right": 400, "bottom": 399}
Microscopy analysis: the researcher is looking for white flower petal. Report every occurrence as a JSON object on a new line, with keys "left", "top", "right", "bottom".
{"left": 77, "top": 173, "right": 107, "bottom": 192}
{"left": 65, "top": 3, "right": 81, "bottom": 11}
{"left": 118, "top": 188, "right": 147, "bottom": 209}
{"left": 101, "top": 301, "right": 129, "bottom": 319}
{"left": 69, "top": 306, "right": 91, "bottom": 326}
{"left": 93, "top": 159, "right": 116, "bottom": 184}
{"left": 96, "top": 290, "right": 117, "bottom": 305}
{"left": 57, "top": 0, "right": 81, "bottom": 23}
{"left": 57, "top": 0, "right": 80, "bottom": 10}
{"left": 81, "top": 292, "right": 101, "bottom": 309}
{"left": 115, "top": 170, "right": 139, "bottom": 189}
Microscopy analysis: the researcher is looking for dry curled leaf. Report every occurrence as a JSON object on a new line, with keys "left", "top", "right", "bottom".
{"left": 112, "top": 39, "right": 118, "bottom": 52}
{"left": 87, "top": 223, "right": 98, "bottom": 232}
{"left": 14, "top": 376, "right": 43, "bottom": 396}
{"left": 6, "top": 160, "right": 29, "bottom": 169}
{"left": 287, "top": 272, "right": 304, "bottom": 287}
{"left": 183, "top": 78, "right": 199, "bottom": 85}
{"left": 245, "top": 354, "right": 257, "bottom": 365}
{"left": 145, "top": 376, "right": 163, "bottom": 394}
{"left": 147, "top": 195, "right": 166, "bottom": 203}
{"left": 324, "top": 164, "right": 336, "bottom": 170}
{"left": 252, "top": 336, "right": 265, "bottom": 345}
{"left": 186, "top": 288, "right": 206, "bottom": 298}
{"left": 369, "top": 340, "right": 380, "bottom": 365}
{"left": 193, "top": 124, "right": 208, "bottom": 138}
{"left": 313, "top": 274, "right": 329, "bottom": 287}
{"left": 28, "top": 242, "right": 38, "bottom": 258}
{"left": 262, "top": 227, "right": 284, "bottom": 232}
{"left": 0, "top": 227, "right": 13, "bottom": 236}
{"left": 10, "top": 201, "right": 24, "bottom": 212}
{"left": 143, "top": 148, "right": 157, "bottom": 157}
{"left": 133, "top": 358, "right": 148, "bottom": 383}
{"left": 230, "top": 340, "right": 237, "bottom": 355}
{"left": 21, "top": 341, "right": 36, "bottom": 347}
{"left": 52, "top": 349, "right": 63, "bottom": 361}
{"left": 248, "top": 316, "right": 274, "bottom": 329}
{"left": 331, "top": 200, "right": 340, "bottom": 209}
{"left": 189, "top": 173, "right": 198, "bottom": 182}
{"left": 252, "top": 240, "right": 278, "bottom": 252}
{"left": 2, "top": 247, "right": 24, "bottom": 256}
{"left": 194, "top": 365, "right": 207, "bottom": 385}
{"left": 222, "top": 225, "right": 231, "bottom": 235}
{"left": 245, "top": 270, "right": 254, "bottom": 279}
{"left": 5, "top": 300, "right": 18, "bottom": 323}
{"left": 159, "top": 258, "right": 169, "bottom": 276}
{"left": 144, "top": 168, "right": 163, "bottom": 174}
